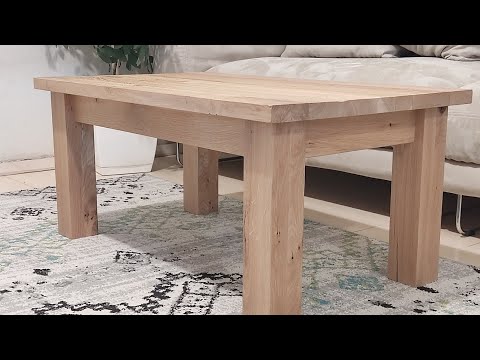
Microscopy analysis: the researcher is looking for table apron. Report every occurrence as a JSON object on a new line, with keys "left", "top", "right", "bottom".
{"left": 305, "top": 110, "right": 416, "bottom": 157}
{"left": 69, "top": 94, "right": 420, "bottom": 159}
{"left": 69, "top": 95, "right": 248, "bottom": 156}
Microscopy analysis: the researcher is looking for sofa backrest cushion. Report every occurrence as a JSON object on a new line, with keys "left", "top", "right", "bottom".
{"left": 281, "top": 45, "right": 406, "bottom": 58}
{"left": 154, "top": 45, "right": 286, "bottom": 73}
{"left": 401, "top": 45, "right": 480, "bottom": 61}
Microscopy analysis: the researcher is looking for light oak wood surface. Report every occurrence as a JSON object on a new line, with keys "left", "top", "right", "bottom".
{"left": 305, "top": 111, "right": 415, "bottom": 157}
{"left": 68, "top": 96, "right": 422, "bottom": 158}
{"left": 388, "top": 108, "right": 448, "bottom": 286}
{"left": 183, "top": 145, "right": 219, "bottom": 215}
{"left": 70, "top": 96, "right": 247, "bottom": 156}
{"left": 36, "top": 73, "right": 472, "bottom": 315}
{"left": 34, "top": 72, "right": 472, "bottom": 123}
{"left": 51, "top": 93, "right": 98, "bottom": 239}
{"left": 243, "top": 122, "right": 305, "bottom": 314}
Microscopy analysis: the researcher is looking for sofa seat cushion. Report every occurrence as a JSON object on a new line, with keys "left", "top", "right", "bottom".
{"left": 208, "top": 57, "right": 480, "bottom": 165}
{"left": 281, "top": 45, "right": 405, "bottom": 58}
{"left": 154, "top": 45, "right": 286, "bottom": 73}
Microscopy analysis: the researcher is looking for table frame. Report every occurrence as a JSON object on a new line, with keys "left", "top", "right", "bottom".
{"left": 50, "top": 92, "right": 448, "bottom": 314}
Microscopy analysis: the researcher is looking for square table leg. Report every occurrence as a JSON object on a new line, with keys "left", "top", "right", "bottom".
{"left": 388, "top": 107, "right": 448, "bottom": 286}
{"left": 51, "top": 93, "right": 98, "bottom": 239}
{"left": 183, "top": 145, "right": 219, "bottom": 215}
{"left": 243, "top": 122, "right": 305, "bottom": 315}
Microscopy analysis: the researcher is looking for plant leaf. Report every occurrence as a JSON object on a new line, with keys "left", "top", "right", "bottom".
{"left": 96, "top": 47, "right": 114, "bottom": 64}
{"left": 138, "top": 46, "right": 147, "bottom": 65}
{"left": 147, "top": 55, "right": 154, "bottom": 73}
{"left": 126, "top": 51, "right": 139, "bottom": 68}
{"left": 100, "top": 46, "right": 123, "bottom": 60}
{"left": 91, "top": 45, "right": 155, "bottom": 73}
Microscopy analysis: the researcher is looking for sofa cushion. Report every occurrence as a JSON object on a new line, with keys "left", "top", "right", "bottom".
{"left": 154, "top": 45, "right": 286, "bottom": 73}
{"left": 208, "top": 56, "right": 480, "bottom": 165}
{"left": 401, "top": 45, "right": 480, "bottom": 61}
{"left": 281, "top": 45, "right": 405, "bottom": 58}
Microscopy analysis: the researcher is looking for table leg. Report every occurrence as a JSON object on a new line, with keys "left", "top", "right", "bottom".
{"left": 183, "top": 145, "right": 219, "bottom": 215}
{"left": 243, "top": 122, "right": 305, "bottom": 314}
{"left": 51, "top": 93, "right": 98, "bottom": 239}
{"left": 388, "top": 108, "right": 448, "bottom": 286}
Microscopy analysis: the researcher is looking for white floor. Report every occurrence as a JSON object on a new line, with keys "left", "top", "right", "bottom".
{"left": 1, "top": 155, "right": 480, "bottom": 267}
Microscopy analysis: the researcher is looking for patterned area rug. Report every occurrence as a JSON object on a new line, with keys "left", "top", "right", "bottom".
{"left": 0, "top": 174, "right": 479, "bottom": 315}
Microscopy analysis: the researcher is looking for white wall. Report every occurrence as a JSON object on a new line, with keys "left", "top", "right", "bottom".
{"left": 0, "top": 45, "right": 107, "bottom": 162}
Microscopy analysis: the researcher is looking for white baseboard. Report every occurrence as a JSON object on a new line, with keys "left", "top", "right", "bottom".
{"left": 0, "top": 156, "right": 173, "bottom": 177}
{"left": 0, "top": 157, "right": 55, "bottom": 176}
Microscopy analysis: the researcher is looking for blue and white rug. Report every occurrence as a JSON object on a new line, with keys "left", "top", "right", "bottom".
{"left": 0, "top": 174, "right": 479, "bottom": 315}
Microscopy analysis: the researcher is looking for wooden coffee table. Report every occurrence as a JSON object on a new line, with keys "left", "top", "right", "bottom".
{"left": 34, "top": 72, "right": 472, "bottom": 315}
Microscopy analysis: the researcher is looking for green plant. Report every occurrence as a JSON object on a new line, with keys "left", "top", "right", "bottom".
{"left": 60, "top": 45, "right": 154, "bottom": 74}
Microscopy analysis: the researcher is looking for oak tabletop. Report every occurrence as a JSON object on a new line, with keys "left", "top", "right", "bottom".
{"left": 34, "top": 72, "right": 472, "bottom": 123}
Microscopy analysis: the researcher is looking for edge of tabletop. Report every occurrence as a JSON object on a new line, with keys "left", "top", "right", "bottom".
{"left": 33, "top": 76, "right": 277, "bottom": 123}
{"left": 270, "top": 88, "right": 472, "bottom": 122}
{"left": 33, "top": 76, "right": 473, "bottom": 123}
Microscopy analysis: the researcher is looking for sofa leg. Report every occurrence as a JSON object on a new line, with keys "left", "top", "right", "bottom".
{"left": 176, "top": 142, "right": 183, "bottom": 167}
{"left": 456, "top": 195, "right": 477, "bottom": 237}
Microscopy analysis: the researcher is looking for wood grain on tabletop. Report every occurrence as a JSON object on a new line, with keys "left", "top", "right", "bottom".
{"left": 34, "top": 72, "right": 472, "bottom": 123}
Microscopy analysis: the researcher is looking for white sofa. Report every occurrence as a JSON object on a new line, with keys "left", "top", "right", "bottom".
{"left": 154, "top": 45, "right": 480, "bottom": 233}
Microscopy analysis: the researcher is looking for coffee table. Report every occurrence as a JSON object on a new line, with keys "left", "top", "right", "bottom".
{"left": 34, "top": 72, "right": 472, "bottom": 315}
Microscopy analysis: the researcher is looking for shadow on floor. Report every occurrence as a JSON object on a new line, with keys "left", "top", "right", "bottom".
{"left": 97, "top": 196, "right": 245, "bottom": 276}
